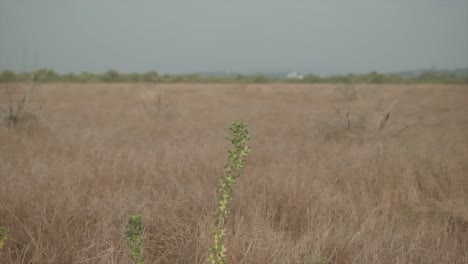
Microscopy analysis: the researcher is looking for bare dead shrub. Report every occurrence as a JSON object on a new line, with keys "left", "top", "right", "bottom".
{"left": 327, "top": 99, "right": 406, "bottom": 143}
{"left": 334, "top": 107, "right": 351, "bottom": 131}
{"left": 1, "top": 85, "right": 29, "bottom": 128}
{"left": 319, "top": 107, "right": 368, "bottom": 143}
{"left": 140, "top": 91, "right": 169, "bottom": 117}
{"left": 0, "top": 74, "right": 35, "bottom": 128}
{"left": 335, "top": 84, "right": 357, "bottom": 101}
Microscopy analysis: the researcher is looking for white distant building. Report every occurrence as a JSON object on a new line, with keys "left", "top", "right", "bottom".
{"left": 287, "top": 72, "right": 304, "bottom": 79}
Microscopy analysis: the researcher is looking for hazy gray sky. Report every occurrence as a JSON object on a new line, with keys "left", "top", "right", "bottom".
{"left": 1, "top": 0, "right": 467, "bottom": 74}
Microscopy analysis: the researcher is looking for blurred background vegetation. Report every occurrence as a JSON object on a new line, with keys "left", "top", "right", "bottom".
{"left": 1, "top": 68, "right": 467, "bottom": 84}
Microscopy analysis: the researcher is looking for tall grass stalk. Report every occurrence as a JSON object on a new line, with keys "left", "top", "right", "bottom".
{"left": 208, "top": 122, "right": 251, "bottom": 264}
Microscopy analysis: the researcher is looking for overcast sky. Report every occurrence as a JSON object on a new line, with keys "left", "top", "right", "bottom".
{"left": 1, "top": 0, "right": 467, "bottom": 75}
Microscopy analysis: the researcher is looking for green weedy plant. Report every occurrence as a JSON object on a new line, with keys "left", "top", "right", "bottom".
{"left": 209, "top": 122, "right": 251, "bottom": 264}
{"left": 306, "top": 256, "right": 326, "bottom": 264}
{"left": 280, "top": 256, "right": 326, "bottom": 264}
{"left": 126, "top": 215, "right": 145, "bottom": 264}
{"left": 0, "top": 227, "right": 7, "bottom": 250}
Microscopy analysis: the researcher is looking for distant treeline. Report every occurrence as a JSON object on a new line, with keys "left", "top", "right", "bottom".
{"left": 1, "top": 69, "right": 467, "bottom": 84}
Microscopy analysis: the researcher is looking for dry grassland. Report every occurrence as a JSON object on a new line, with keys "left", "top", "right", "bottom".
{"left": 0, "top": 83, "right": 467, "bottom": 263}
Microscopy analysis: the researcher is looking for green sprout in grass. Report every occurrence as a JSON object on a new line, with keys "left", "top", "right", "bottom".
{"left": 306, "top": 256, "right": 326, "bottom": 264}
{"left": 0, "top": 227, "right": 7, "bottom": 250}
{"left": 209, "top": 122, "right": 251, "bottom": 264}
{"left": 126, "top": 215, "right": 145, "bottom": 264}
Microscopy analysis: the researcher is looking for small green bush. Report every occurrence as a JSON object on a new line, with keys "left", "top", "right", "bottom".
{"left": 142, "top": 71, "right": 160, "bottom": 83}
{"left": 0, "top": 227, "right": 7, "bottom": 250}
{"left": 1, "top": 71, "right": 16, "bottom": 82}
{"left": 126, "top": 215, "right": 145, "bottom": 264}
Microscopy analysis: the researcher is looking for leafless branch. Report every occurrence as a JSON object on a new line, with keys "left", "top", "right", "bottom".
{"left": 377, "top": 99, "right": 399, "bottom": 131}
{"left": 335, "top": 107, "right": 351, "bottom": 131}
{"left": 0, "top": 73, "right": 35, "bottom": 128}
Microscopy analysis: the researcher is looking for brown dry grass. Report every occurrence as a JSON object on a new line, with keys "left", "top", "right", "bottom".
{"left": 0, "top": 83, "right": 467, "bottom": 264}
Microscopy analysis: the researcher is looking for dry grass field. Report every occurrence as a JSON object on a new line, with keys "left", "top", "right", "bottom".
{"left": 0, "top": 83, "right": 467, "bottom": 263}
